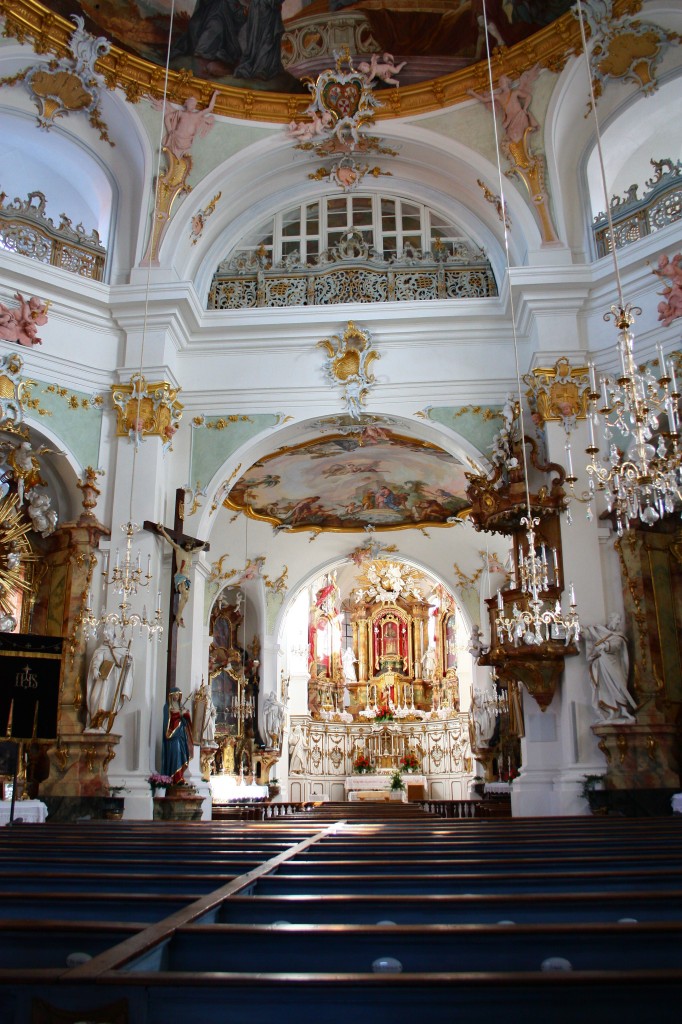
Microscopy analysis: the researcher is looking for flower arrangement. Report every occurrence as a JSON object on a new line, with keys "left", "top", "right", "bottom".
{"left": 389, "top": 770, "right": 406, "bottom": 792}
{"left": 353, "top": 753, "right": 372, "bottom": 774}
{"left": 399, "top": 753, "right": 421, "bottom": 773}
{"left": 148, "top": 772, "right": 173, "bottom": 794}
{"left": 375, "top": 701, "right": 393, "bottom": 722}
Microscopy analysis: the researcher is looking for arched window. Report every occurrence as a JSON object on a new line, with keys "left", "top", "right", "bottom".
{"left": 209, "top": 193, "right": 496, "bottom": 308}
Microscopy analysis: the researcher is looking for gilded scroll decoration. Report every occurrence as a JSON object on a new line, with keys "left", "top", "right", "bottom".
{"left": 573, "top": 0, "right": 681, "bottom": 103}
{"left": 111, "top": 374, "right": 183, "bottom": 452}
{"left": 318, "top": 321, "right": 379, "bottom": 419}
{"left": 0, "top": 15, "right": 113, "bottom": 143}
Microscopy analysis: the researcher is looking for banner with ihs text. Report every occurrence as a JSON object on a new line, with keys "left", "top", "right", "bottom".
{"left": 0, "top": 634, "right": 63, "bottom": 740}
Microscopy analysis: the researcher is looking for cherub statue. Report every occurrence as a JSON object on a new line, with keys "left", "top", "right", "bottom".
{"left": 26, "top": 489, "right": 58, "bottom": 537}
{"left": 154, "top": 92, "right": 219, "bottom": 160}
{"left": 469, "top": 66, "right": 541, "bottom": 145}
{"left": 358, "top": 52, "right": 406, "bottom": 86}
{"left": 7, "top": 441, "right": 48, "bottom": 505}
{"left": 287, "top": 109, "right": 333, "bottom": 142}
{"left": 652, "top": 252, "right": 682, "bottom": 327}
{"left": 0, "top": 293, "right": 49, "bottom": 347}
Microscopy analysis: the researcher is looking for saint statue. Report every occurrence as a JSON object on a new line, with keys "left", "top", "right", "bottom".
{"left": 192, "top": 679, "right": 217, "bottom": 747}
{"left": 584, "top": 614, "right": 637, "bottom": 722}
{"left": 421, "top": 646, "right": 437, "bottom": 680}
{"left": 86, "top": 626, "right": 134, "bottom": 733}
{"left": 288, "top": 724, "right": 307, "bottom": 774}
{"left": 162, "top": 688, "right": 194, "bottom": 783}
{"left": 342, "top": 646, "right": 358, "bottom": 682}
{"left": 263, "top": 691, "right": 286, "bottom": 749}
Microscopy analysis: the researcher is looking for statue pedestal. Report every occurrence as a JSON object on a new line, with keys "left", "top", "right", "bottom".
{"left": 592, "top": 720, "right": 679, "bottom": 789}
{"left": 153, "top": 783, "right": 203, "bottom": 821}
{"left": 42, "top": 731, "right": 121, "bottom": 797}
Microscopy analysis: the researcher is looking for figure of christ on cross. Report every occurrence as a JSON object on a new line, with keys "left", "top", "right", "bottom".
{"left": 144, "top": 488, "right": 210, "bottom": 695}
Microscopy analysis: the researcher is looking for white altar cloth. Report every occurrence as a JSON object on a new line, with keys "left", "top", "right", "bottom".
{"left": 210, "top": 776, "right": 268, "bottom": 803}
{"left": 0, "top": 799, "right": 48, "bottom": 825}
{"left": 344, "top": 774, "right": 426, "bottom": 792}
{"left": 672, "top": 793, "right": 682, "bottom": 814}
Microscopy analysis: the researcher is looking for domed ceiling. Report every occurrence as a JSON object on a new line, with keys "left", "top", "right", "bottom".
{"left": 35, "top": 1, "right": 575, "bottom": 96}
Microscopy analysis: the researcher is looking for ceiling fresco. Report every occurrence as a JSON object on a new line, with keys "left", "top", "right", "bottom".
{"left": 225, "top": 425, "right": 470, "bottom": 532}
{"left": 39, "top": 0, "right": 575, "bottom": 93}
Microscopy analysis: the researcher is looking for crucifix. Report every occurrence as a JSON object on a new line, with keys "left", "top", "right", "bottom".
{"left": 144, "top": 488, "right": 210, "bottom": 696}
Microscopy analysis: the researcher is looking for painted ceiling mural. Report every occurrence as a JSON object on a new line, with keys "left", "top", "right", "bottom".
{"left": 41, "top": 0, "right": 576, "bottom": 93}
{"left": 225, "top": 426, "right": 470, "bottom": 532}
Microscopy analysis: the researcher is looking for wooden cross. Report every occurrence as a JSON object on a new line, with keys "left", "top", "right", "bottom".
{"left": 144, "top": 488, "right": 209, "bottom": 696}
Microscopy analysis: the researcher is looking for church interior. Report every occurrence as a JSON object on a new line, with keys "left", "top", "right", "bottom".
{"left": 0, "top": 0, "right": 681, "bottom": 1018}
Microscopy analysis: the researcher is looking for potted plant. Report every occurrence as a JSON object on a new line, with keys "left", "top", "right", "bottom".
{"left": 389, "top": 770, "right": 406, "bottom": 800}
{"left": 268, "top": 778, "right": 281, "bottom": 799}
{"left": 148, "top": 772, "right": 173, "bottom": 797}
{"left": 399, "top": 753, "right": 421, "bottom": 773}
{"left": 580, "top": 774, "right": 607, "bottom": 814}
{"left": 103, "top": 785, "right": 127, "bottom": 820}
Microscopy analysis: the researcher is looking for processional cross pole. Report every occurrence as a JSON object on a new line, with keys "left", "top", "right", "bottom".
{"left": 144, "top": 488, "right": 209, "bottom": 696}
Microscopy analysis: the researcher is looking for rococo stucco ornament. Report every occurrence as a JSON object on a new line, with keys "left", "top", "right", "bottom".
{"left": 318, "top": 321, "right": 379, "bottom": 419}
{"left": 0, "top": 15, "right": 113, "bottom": 143}
{"left": 287, "top": 47, "right": 399, "bottom": 192}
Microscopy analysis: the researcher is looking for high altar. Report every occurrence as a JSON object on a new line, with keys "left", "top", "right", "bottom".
{"left": 289, "top": 566, "right": 471, "bottom": 803}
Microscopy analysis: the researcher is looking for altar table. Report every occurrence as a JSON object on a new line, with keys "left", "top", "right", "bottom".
{"left": 0, "top": 799, "right": 48, "bottom": 825}
{"left": 345, "top": 774, "right": 426, "bottom": 799}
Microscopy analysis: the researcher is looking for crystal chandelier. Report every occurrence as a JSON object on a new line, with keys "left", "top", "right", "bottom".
{"left": 475, "top": 1, "right": 581, "bottom": 652}
{"left": 582, "top": 306, "right": 681, "bottom": 534}
{"left": 574, "top": 0, "right": 681, "bottom": 533}
{"left": 495, "top": 517, "right": 580, "bottom": 648}
{"left": 83, "top": 521, "right": 163, "bottom": 642}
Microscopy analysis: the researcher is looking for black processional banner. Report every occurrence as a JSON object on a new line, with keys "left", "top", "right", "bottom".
{"left": 0, "top": 634, "right": 63, "bottom": 741}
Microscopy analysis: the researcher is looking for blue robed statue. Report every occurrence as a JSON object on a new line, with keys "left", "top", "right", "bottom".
{"left": 162, "top": 688, "right": 194, "bottom": 784}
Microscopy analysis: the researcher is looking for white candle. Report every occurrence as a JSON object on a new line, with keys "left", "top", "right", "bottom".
{"left": 497, "top": 590, "right": 504, "bottom": 611}
{"left": 569, "top": 582, "right": 576, "bottom": 606}
{"left": 657, "top": 344, "right": 667, "bottom": 378}
{"left": 589, "top": 361, "right": 597, "bottom": 392}
{"left": 156, "top": 591, "right": 162, "bottom": 612}
{"left": 565, "top": 443, "right": 574, "bottom": 477}
{"left": 147, "top": 553, "right": 152, "bottom": 577}
{"left": 670, "top": 359, "right": 678, "bottom": 394}
{"left": 115, "top": 549, "right": 120, "bottom": 570}
{"left": 588, "top": 412, "right": 597, "bottom": 449}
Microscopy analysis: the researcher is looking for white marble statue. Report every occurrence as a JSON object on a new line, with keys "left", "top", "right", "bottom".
{"left": 584, "top": 613, "right": 637, "bottom": 722}
{"left": 288, "top": 724, "right": 307, "bottom": 774}
{"left": 86, "top": 626, "right": 134, "bottom": 732}
{"left": 342, "top": 646, "right": 358, "bottom": 682}
{"left": 421, "top": 646, "right": 437, "bottom": 680}
{"left": 263, "top": 691, "right": 286, "bottom": 749}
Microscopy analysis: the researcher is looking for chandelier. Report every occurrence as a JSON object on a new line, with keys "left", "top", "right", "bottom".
{"left": 574, "top": 0, "right": 681, "bottom": 533}
{"left": 495, "top": 516, "right": 580, "bottom": 648}
{"left": 83, "top": 520, "right": 163, "bottom": 642}
{"left": 231, "top": 670, "right": 254, "bottom": 726}
{"left": 477, "top": 1, "right": 581, "bottom": 650}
